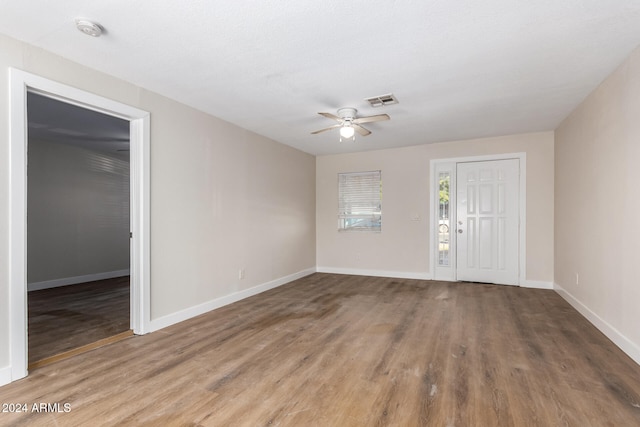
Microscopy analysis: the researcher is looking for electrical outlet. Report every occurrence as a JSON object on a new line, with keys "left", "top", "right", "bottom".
{"left": 239, "top": 268, "right": 245, "bottom": 280}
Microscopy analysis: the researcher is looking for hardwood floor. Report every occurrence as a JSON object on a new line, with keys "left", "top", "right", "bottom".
{"left": 28, "top": 276, "right": 130, "bottom": 365}
{"left": 2, "top": 273, "right": 639, "bottom": 426}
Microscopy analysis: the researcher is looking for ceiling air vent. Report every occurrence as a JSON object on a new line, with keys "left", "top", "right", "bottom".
{"left": 365, "top": 93, "right": 399, "bottom": 107}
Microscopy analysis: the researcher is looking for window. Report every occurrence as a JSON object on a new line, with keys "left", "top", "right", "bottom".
{"left": 438, "top": 172, "right": 450, "bottom": 266}
{"left": 338, "top": 170, "right": 382, "bottom": 231}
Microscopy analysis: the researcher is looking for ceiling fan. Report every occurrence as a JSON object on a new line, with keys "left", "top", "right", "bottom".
{"left": 311, "top": 107, "right": 390, "bottom": 140}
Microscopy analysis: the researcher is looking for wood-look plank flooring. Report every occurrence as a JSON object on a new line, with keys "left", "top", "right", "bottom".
{"left": 28, "top": 331, "right": 134, "bottom": 371}
{"left": 28, "top": 276, "right": 130, "bottom": 365}
{"left": 2, "top": 273, "right": 639, "bottom": 426}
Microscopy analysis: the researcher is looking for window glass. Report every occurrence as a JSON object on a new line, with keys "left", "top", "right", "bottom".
{"left": 438, "top": 172, "right": 450, "bottom": 266}
{"left": 338, "top": 170, "right": 382, "bottom": 232}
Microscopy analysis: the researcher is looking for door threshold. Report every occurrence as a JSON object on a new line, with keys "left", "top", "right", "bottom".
{"left": 28, "top": 330, "right": 134, "bottom": 370}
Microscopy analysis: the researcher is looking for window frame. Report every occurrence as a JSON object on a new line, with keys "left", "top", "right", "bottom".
{"left": 337, "top": 170, "right": 382, "bottom": 232}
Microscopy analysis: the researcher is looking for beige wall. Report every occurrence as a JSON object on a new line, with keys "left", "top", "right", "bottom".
{"left": 555, "top": 45, "right": 640, "bottom": 360}
{"left": 316, "top": 132, "right": 555, "bottom": 283}
{"left": 27, "top": 140, "right": 130, "bottom": 286}
{"left": 0, "top": 34, "right": 316, "bottom": 371}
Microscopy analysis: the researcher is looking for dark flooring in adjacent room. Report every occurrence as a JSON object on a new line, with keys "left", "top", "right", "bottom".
{"left": 28, "top": 276, "right": 130, "bottom": 365}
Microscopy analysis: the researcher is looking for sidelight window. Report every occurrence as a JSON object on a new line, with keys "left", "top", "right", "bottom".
{"left": 438, "top": 172, "right": 451, "bottom": 266}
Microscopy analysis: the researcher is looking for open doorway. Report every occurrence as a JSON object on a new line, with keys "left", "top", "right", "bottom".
{"left": 26, "top": 92, "right": 132, "bottom": 366}
{"left": 9, "top": 69, "right": 150, "bottom": 383}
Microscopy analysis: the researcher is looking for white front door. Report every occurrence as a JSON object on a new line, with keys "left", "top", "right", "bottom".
{"left": 456, "top": 159, "right": 519, "bottom": 285}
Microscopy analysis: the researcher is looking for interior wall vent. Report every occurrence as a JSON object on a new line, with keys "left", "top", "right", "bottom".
{"left": 365, "top": 93, "right": 399, "bottom": 107}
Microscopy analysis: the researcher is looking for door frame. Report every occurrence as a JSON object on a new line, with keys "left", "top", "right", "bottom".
{"left": 430, "top": 153, "right": 526, "bottom": 284}
{"left": 9, "top": 69, "right": 151, "bottom": 382}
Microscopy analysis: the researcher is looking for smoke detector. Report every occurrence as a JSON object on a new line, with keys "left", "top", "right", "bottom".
{"left": 75, "top": 19, "right": 103, "bottom": 37}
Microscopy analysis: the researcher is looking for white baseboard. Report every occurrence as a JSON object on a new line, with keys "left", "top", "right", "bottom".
{"left": 148, "top": 268, "right": 316, "bottom": 333}
{"left": 27, "top": 269, "right": 130, "bottom": 292}
{"left": 520, "top": 279, "right": 554, "bottom": 289}
{"left": 0, "top": 366, "right": 12, "bottom": 387}
{"left": 554, "top": 283, "right": 640, "bottom": 366}
{"left": 316, "top": 269, "right": 552, "bottom": 288}
{"left": 316, "top": 267, "right": 432, "bottom": 281}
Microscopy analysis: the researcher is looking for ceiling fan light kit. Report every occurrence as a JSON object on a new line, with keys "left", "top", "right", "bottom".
{"left": 339, "top": 123, "right": 355, "bottom": 141}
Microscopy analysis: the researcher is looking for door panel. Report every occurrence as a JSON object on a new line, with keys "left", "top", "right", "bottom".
{"left": 456, "top": 159, "right": 519, "bottom": 285}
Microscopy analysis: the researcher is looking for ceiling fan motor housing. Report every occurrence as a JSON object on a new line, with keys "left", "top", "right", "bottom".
{"left": 337, "top": 107, "right": 357, "bottom": 119}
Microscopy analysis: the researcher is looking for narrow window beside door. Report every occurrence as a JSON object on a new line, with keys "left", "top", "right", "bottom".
{"left": 438, "top": 172, "right": 451, "bottom": 266}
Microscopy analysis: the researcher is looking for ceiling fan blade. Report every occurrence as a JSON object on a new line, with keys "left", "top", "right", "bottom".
{"left": 311, "top": 124, "right": 341, "bottom": 134}
{"left": 353, "top": 114, "right": 390, "bottom": 124}
{"left": 353, "top": 124, "right": 371, "bottom": 136}
{"left": 318, "top": 112, "right": 343, "bottom": 122}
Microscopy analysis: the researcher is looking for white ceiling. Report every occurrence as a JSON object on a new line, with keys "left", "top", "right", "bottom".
{"left": 1, "top": 1, "right": 640, "bottom": 156}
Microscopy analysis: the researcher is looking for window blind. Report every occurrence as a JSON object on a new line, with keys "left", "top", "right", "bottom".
{"left": 338, "top": 170, "right": 382, "bottom": 231}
